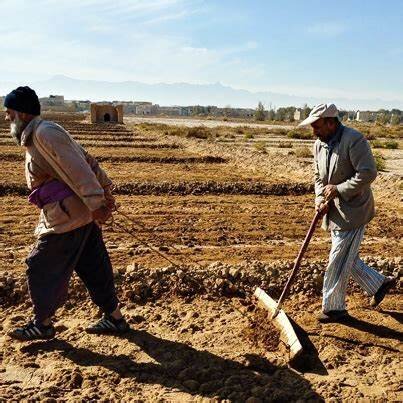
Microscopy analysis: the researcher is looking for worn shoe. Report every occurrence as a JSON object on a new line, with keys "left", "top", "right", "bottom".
{"left": 9, "top": 321, "right": 56, "bottom": 341}
{"left": 86, "top": 314, "right": 130, "bottom": 334}
{"left": 370, "top": 277, "right": 396, "bottom": 307}
{"left": 317, "top": 310, "right": 349, "bottom": 323}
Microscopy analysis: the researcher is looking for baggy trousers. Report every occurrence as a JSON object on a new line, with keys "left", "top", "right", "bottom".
{"left": 26, "top": 222, "right": 119, "bottom": 322}
{"left": 322, "top": 225, "right": 385, "bottom": 312}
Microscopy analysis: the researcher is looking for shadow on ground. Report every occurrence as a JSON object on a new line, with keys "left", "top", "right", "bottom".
{"left": 22, "top": 329, "right": 323, "bottom": 401}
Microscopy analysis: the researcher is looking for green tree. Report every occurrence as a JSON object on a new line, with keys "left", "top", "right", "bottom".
{"left": 275, "top": 106, "right": 296, "bottom": 121}
{"left": 376, "top": 113, "right": 390, "bottom": 125}
{"left": 254, "top": 101, "right": 266, "bottom": 121}
{"left": 223, "top": 105, "right": 232, "bottom": 117}
{"left": 275, "top": 107, "right": 287, "bottom": 121}
{"left": 391, "top": 114, "right": 401, "bottom": 125}
{"left": 302, "top": 104, "right": 312, "bottom": 120}
{"left": 267, "top": 109, "right": 276, "bottom": 121}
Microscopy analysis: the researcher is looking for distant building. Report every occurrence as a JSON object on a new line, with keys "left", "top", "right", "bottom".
{"left": 155, "top": 106, "right": 183, "bottom": 116}
{"left": 40, "top": 95, "right": 65, "bottom": 108}
{"left": 90, "top": 103, "right": 123, "bottom": 123}
{"left": 135, "top": 102, "right": 153, "bottom": 115}
{"left": 356, "top": 111, "right": 371, "bottom": 122}
{"left": 294, "top": 109, "right": 302, "bottom": 121}
{"left": 117, "top": 101, "right": 153, "bottom": 115}
{"left": 346, "top": 111, "right": 356, "bottom": 121}
{"left": 74, "top": 100, "right": 91, "bottom": 112}
{"left": 356, "top": 111, "right": 378, "bottom": 122}
{"left": 118, "top": 102, "right": 136, "bottom": 114}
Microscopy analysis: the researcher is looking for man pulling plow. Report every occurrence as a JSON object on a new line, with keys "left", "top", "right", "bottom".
{"left": 4, "top": 86, "right": 129, "bottom": 340}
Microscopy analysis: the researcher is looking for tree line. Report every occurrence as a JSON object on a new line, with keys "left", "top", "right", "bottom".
{"left": 254, "top": 102, "right": 402, "bottom": 125}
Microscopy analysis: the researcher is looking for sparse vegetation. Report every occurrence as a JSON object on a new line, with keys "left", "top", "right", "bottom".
{"left": 273, "top": 128, "right": 288, "bottom": 136}
{"left": 224, "top": 133, "right": 236, "bottom": 139}
{"left": 384, "top": 140, "right": 399, "bottom": 149}
{"left": 352, "top": 122, "right": 403, "bottom": 139}
{"left": 371, "top": 139, "right": 383, "bottom": 148}
{"left": 287, "top": 129, "right": 313, "bottom": 140}
{"left": 154, "top": 125, "right": 216, "bottom": 140}
{"left": 373, "top": 151, "right": 386, "bottom": 171}
{"left": 277, "top": 141, "right": 293, "bottom": 148}
{"left": 369, "top": 126, "right": 385, "bottom": 138}
{"left": 371, "top": 139, "right": 399, "bottom": 149}
{"left": 295, "top": 146, "right": 312, "bottom": 158}
{"left": 244, "top": 133, "right": 254, "bottom": 140}
{"left": 253, "top": 141, "right": 267, "bottom": 153}
{"left": 185, "top": 126, "right": 213, "bottom": 140}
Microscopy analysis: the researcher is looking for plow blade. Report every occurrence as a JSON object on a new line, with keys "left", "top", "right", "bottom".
{"left": 254, "top": 287, "right": 303, "bottom": 361}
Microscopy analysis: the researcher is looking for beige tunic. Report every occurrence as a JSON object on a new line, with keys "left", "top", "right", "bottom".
{"left": 21, "top": 117, "right": 112, "bottom": 237}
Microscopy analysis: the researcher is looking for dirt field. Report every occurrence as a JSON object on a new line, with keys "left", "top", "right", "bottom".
{"left": 0, "top": 113, "right": 402, "bottom": 401}
{"left": 125, "top": 115, "right": 295, "bottom": 129}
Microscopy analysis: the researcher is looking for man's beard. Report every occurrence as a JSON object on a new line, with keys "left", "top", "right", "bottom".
{"left": 10, "top": 114, "right": 26, "bottom": 145}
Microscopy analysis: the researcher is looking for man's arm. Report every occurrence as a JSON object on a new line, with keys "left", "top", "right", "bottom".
{"left": 34, "top": 126, "right": 107, "bottom": 212}
{"left": 336, "top": 137, "right": 377, "bottom": 201}
{"left": 81, "top": 148, "right": 113, "bottom": 189}
{"left": 314, "top": 143, "right": 325, "bottom": 208}
{"left": 82, "top": 149, "right": 116, "bottom": 210}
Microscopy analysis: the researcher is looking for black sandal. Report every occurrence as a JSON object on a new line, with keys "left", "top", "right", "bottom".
{"left": 9, "top": 321, "right": 56, "bottom": 341}
{"left": 370, "top": 277, "right": 397, "bottom": 307}
{"left": 86, "top": 315, "right": 130, "bottom": 334}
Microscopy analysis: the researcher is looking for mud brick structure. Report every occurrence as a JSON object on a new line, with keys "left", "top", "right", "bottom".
{"left": 90, "top": 103, "right": 123, "bottom": 123}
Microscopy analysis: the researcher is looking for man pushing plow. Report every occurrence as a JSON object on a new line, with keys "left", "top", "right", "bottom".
{"left": 300, "top": 104, "right": 396, "bottom": 322}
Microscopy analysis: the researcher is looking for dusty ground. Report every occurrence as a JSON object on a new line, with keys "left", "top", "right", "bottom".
{"left": 0, "top": 112, "right": 402, "bottom": 401}
{"left": 125, "top": 115, "right": 295, "bottom": 129}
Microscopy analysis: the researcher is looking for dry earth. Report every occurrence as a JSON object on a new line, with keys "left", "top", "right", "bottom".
{"left": 0, "top": 113, "right": 402, "bottom": 401}
{"left": 125, "top": 115, "right": 295, "bottom": 130}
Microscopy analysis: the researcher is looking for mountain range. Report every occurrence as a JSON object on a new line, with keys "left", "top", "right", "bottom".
{"left": 0, "top": 75, "right": 401, "bottom": 111}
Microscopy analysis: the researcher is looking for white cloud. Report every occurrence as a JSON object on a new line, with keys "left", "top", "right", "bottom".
{"left": 1, "top": 0, "right": 400, "bottom": 104}
{"left": 0, "top": 0, "right": 263, "bottom": 89}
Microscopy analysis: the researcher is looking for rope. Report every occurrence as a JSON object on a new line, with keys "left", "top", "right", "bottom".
{"left": 106, "top": 207, "right": 203, "bottom": 269}
{"left": 116, "top": 209, "right": 194, "bottom": 258}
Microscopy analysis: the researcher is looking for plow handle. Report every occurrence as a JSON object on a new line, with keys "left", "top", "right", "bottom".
{"left": 272, "top": 205, "right": 325, "bottom": 318}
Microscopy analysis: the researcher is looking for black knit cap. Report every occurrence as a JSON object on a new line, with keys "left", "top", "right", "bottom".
{"left": 4, "top": 86, "right": 41, "bottom": 115}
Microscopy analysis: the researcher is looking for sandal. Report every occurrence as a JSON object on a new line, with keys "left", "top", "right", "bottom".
{"left": 86, "top": 314, "right": 130, "bottom": 334}
{"left": 370, "top": 277, "right": 397, "bottom": 307}
{"left": 9, "top": 321, "right": 56, "bottom": 341}
{"left": 317, "top": 310, "right": 349, "bottom": 323}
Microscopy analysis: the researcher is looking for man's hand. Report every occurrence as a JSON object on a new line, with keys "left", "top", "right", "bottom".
{"left": 323, "top": 184, "right": 338, "bottom": 201}
{"left": 104, "top": 187, "right": 116, "bottom": 211}
{"left": 92, "top": 205, "right": 112, "bottom": 224}
{"left": 315, "top": 202, "right": 329, "bottom": 216}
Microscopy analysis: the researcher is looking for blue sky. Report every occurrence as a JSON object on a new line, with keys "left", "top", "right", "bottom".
{"left": 0, "top": 0, "right": 402, "bottom": 102}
